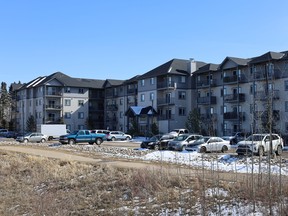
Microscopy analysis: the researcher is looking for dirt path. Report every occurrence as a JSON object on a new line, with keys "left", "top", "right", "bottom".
{"left": 0, "top": 145, "right": 161, "bottom": 170}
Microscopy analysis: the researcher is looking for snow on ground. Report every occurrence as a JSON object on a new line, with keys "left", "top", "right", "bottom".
{"left": 131, "top": 137, "right": 288, "bottom": 176}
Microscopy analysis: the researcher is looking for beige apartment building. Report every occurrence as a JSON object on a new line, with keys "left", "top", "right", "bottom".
{"left": 13, "top": 50, "right": 288, "bottom": 143}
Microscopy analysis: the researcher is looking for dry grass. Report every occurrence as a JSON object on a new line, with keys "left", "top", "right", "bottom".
{"left": 0, "top": 150, "right": 287, "bottom": 215}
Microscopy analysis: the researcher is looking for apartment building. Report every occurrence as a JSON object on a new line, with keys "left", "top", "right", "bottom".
{"left": 194, "top": 51, "right": 288, "bottom": 139}
{"left": 13, "top": 50, "right": 288, "bottom": 142}
{"left": 15, "top": 72, "right": 105, "bottom": 133}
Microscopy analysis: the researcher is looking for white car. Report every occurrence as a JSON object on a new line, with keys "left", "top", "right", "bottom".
{"left": 16, "top": 132, "right": 48, "bottom": 143}
{"left": 168, "top": 134, "right": 203, "bottom": 151}
{"left": 107, "top": 131, "right": 132, "bottom": 141}
{"left": 236, "top": 133, "right": 283, "bottom": 156}
{"left": 186, "top": 136, "right": 231, "bottom": 153}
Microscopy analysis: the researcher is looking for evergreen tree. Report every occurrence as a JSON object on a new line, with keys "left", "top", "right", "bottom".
{"left": 185, "top": 108, "right": 201, "bottom": 133}
{"left": 26, "top": 115, "right": 36, "bottom": 132}
{"left": 0, "top": 82, "right": 11, "bottom": 128}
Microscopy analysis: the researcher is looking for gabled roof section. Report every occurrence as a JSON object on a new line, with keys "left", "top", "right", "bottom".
{"left": 103, "top": 79, "right": 125, "bottom": 88}
{"left": 195, "top": 63, "right": 219, "bottom": 74}
{"left": 138, "top": 59, "right": 198, "bottom": 80}
{"left": 249, "top": 51, "right": 285, "bottom": 64}
{"left": 218, "top": 57, "right": 250, "bottom": 70}
{"left": 21, "top": 72, "right": 106, "bottom": 89}
{"left": 123, "top": 75, "right": 140, "bottom": 84}
{"left": 125, "top": 106, "right": 158, "bottom": 117}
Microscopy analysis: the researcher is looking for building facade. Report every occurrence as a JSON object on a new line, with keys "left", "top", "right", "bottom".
{"left": 13, "top": 50, "right": 288, "bottom": 143}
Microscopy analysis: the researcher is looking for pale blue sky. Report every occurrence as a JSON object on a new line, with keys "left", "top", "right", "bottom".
{"left": 1, "top": 0, "right": 288, "bottom": 86}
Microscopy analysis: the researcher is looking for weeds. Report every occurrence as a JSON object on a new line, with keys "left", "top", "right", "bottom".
{"left": 0, "top": 150, "right": 287, "bottom": 215}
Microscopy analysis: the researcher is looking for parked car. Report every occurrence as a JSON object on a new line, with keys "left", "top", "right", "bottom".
{"left": 16, "top": 132, "right": 48, "bottom": 143}
{"left": 0, "top": 129, "right": 8, "bottom": 137}
{"left": 140, "top": 134, "right": 163, "bottom": 149}
{"left": 59, "top": 130, "right": 106, "bottom": 145}
{"left": 222, "top": 132, "right": 247, "bottom": 145}
{"left": 5, "top": 131, "right": 18, "bottom": 139}
{"left": 107, "top": 131, "right": 132, "bottom": 141}
{"left": 154, "top": 133, "right": 176, "bottom": 150}
{"left": 90, "top": 129, "right": 110, "bottom": 139}
{"left": 236, "top": 133, "right": 284, "bottom": 156}
{"left": 168, "top": 134, "right": 203, "bottom": 151}
{"left": 169, "top": 129, "right": 189, "bottom": 138}
{"left": 186, "top": 136, "right": 231, "bottom": 153}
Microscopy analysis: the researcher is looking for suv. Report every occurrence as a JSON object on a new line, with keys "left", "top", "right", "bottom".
{"left": 107, "top": 131, "right": 132, "bottom": 141}
{"left": 168, "top": 134, "right": 203, "bottom": 151}
{"left": 236, "top": 133, "right": 284, "bottom": 156}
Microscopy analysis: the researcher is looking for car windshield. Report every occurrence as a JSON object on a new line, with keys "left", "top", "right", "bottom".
{"left": 192, "top": 137, "right": 210, "bottom": 145}
{"left": 149, "top": 136, "right": 158, "bottom": 141}
{"left": 246, "top": 134, "right": 264, "bottom": 141}
{"left": 246, "top": 135, "right": 265, "bottom": 141}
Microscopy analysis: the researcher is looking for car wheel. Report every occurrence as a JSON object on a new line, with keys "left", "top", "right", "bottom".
{"left": 40, "top": 138, "right": 45, "bottom": 143}
{"left": 200, "top": 146, "right": 206, "bottom": 153}
{"left": 276, "top": 145, "right": 283, "bottom": 156}
{"left": 126, "top": 136, "right": 130, "bottom": 141}
{"left": 68, "top": 139, "right": 75, "bottom": 145}
{"left": 258, "top": 146, "right": 264, "bottom": 157}
{"left": 154, "top": 144, "right": 159, "bottom": 151}
{"left": 181, "top": 145, "right": 186, "bottom": 151}
{"left": 95, "top": 138, "right": 102, "bottom": 145}
{"left": 23, "top": 139, "right": 28, "bottom": 143}
{"left": 221, "top": 145, "right": 228, "bottom": 153}
{"left": 111, "top": 137, "right": 116, "bottom": 141}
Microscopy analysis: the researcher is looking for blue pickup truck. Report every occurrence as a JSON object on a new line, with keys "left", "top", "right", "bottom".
{"left": 59, "top": 130, "right": 106, "bottom": 145}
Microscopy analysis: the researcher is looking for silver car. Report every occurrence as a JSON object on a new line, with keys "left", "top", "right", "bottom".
{"left": 16, "top": 132, "right": 48, "bottom": 143}
{"left": 107, "top": 131, "right": 132, "bottom": 141}
{"left": 168, "top": 134, "right": 203, "bottom": 151}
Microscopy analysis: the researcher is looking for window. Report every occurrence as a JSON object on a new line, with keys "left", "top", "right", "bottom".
{"left": 178, "top": 91, "right": 186, "bottom": 100}
{"left": 150, "top": 77, "right": 155, "bottom": 85}
{"left": 150, "top": 92, "right": 154, "bottom": 101}
{"left": 39, "top": 99, "right": 42, "bottom": 106}
{"left": 78, "top": 112, "right": 84, "bottom": 119}
{"left": 78, "top": 100, "right": 84, "bottom": 106}
{"left": 65, "top": 87, "right": 71, "bottom": 93}
{"left": 64, "top": 112, "right": 71, "bottom": 119}
{"left": 64, "top": 99, "right": 71, "bottom": 106}
{"left": 141, "top": 94, "right": 145, "bottom": 102}
{"left": 285, "top": 101, "right": 288, "bottom": 112}
{"left": 141, "top": 79, "right": 145, "bottom": 86}
{"left": 120, "top": 98, "right": 123, "bottom": 105}
{"left": 120, "top": 111, "right": 123, "bottom": 118}
{"left": 178, "top": 107, "right": 186, "bottom": 116}
{"left": 79, "top": 88, "right": 84, "bottom": 94}
{"left": 285, "top": 80, "right": 288, "bottom": 91}
{"left": 250, "top": 84, "right": 257, "bottom": 94}
{"left": 180, "top": 76, "right": 186, "bottom": 83}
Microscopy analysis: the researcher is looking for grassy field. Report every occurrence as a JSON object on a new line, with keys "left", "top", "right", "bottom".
{"left": 0, "top": 150, "right": 288, "bottom": 215}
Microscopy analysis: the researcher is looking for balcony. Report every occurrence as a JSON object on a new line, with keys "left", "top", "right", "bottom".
{"left": 157, "top": 81, "right": 177, "bottom": 90}
{"left": 254, "top": 90, "right": 280, "bottom": 101}
{"left": 197, "top": 96, "right": 217, "bottom": 105}
{"left": 45, "top": 105, "right": 62, "bottom": 110}
{"left": 223, "top": 112, "right": 245, "bottom": 121}
{"left": 253, "top": 69, "right": 281, "bottom": 80}
{"left": 254, "top": 110, "right": 280, "bottom": 121}
{"left": 106, "top": 104, "right": 118, "bottom": 111}
{"left": 46, "top": 91, "right": 62, "bottom": 97}
{"left": 223, "top": 74, "right": 247, "bottom": 84}
{"left": 200, "top": 113, "right": 217, "bottom": 121}
{"left": 197, "top": 79, "right": 218, "bottom": 88}
{"left": 157, "top": 98, "right": 175, "bottom": 106}
{"left": 158, "top": 114, "right": 175, "bottom": 120}
{"left": 224, "top": 93, "right": 245, "bottom": 103}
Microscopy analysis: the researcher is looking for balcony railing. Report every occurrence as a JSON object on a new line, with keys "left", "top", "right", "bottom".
{"left": 224, "top": 93, "right": 245, "bottom": 103}
{"left": 45, "top": 105, "right": 62, "bottom": 110}
{"left": 223, "top": 74, "right": 247, "bottom": 83}
{"left": 254, "top": 90, "right": 280, "bottom": 101}
{"left": 157, "top": 98, "right": 175, "bottom": 106}
{"left": 106, "top": 104, "right": 118, "bottom": 111}
{"left": 253, "top": 69, "right": 281, "bottom": 80}
{"left": 158, "top": 114, "right": 175, "bottom": 120}
{"left": 46, "top": 91, "right": 62, "bottom": 96}
{"left": 223, "top": 112, "right": 245, "bottom": 121}
{"left": 200, "top": 113, "right": 217, "bottom": 121}
{"left": 197, "top": 79, "right": 218, "bottom": 88}
{"left": 197, "top": 96, "right": 217, "bottom": 105}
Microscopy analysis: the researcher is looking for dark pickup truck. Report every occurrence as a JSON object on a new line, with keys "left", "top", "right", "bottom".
{"left": 59, "top": 130, "right": 106, "bottom": 145}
